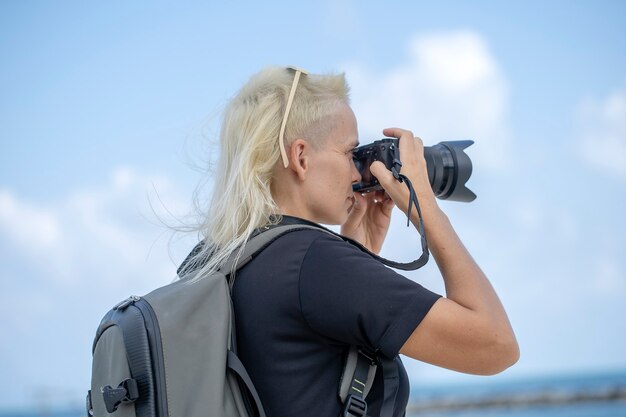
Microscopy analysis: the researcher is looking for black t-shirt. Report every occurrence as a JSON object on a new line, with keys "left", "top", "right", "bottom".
{"left": 233, "top": 216, "right": 441, "bottom": 417}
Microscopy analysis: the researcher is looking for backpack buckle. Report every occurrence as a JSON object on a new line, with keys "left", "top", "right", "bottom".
{"left": 101, "top": 378, "right": 139, "bottom": 413}
{"left": 86, "top": 390, "right": 94, "bottom": 416}
{"left": 342, "top": 394, "right": 367, "bottom": 417}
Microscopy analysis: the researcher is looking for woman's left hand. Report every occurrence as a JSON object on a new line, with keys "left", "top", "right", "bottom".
{"left": 341, "top": 191, "right": 395, "bottom": 254}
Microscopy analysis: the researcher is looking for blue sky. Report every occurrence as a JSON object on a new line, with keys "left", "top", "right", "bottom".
{"left": 1, "top": 0, "right": 625, "bottom": 411}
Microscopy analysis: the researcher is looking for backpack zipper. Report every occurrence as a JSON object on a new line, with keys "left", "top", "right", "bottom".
{"left": 134, "top": 297, "right": 169, "bottom": 417}
{"left": 113, "top": 295, "right": 142, "bottom": 311}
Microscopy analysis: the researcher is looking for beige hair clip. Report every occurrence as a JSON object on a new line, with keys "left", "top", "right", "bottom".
{"left": 278, "top": 66, "right": 309, "bottom": 168}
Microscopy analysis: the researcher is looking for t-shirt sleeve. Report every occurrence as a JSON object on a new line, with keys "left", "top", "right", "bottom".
{"left": 298, "top": 233, "right": 442, "bottom": 358}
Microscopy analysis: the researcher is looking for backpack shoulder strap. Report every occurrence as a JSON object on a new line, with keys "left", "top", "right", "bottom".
{"left": 219, "top": 224, "right": 333, "bottom": 275}
{"left": 177, "top": 224, "right": 335, "bottom": 279}
{"left": 223, "top": 224, "right": 329, "bottom": 417}
{"left": 338, "top": 349, "right": 402, "bottom": 417}
{"left": 339, "top": 347, "right": 378, "bottom": 417}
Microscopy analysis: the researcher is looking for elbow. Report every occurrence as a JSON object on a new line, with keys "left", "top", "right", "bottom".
{"left": 479, "top": 332, "right": 520, "bottom": 375}
{"left": 506, "top": 336, "right": 521, "bottom": 370}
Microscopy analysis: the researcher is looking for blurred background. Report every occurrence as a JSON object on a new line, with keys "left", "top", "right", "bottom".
{"left": 1, "top": 1, "right": 625, "bottom": 416}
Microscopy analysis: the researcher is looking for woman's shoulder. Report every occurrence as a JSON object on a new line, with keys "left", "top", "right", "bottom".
{"left": 267, "top": 215, "right": 347, "bottom": 246}
{"left": 266, "top": 225, "right": 346, "bottom": 254}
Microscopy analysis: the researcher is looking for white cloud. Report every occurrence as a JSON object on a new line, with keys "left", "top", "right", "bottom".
{"left": 593, "top": 256, "right": 624, "bottom": 295}
{"left": 0, "top": 167, "right": 200, "bottom": 410}
{"left": 0, "top": 167, "right": 194, "bottom": 288}
{"left": 342, "top": 30, "right": 512, "bottom": 171}
{"left": 577, "top": 90, "right": 626, "bottom": 179}
{"left": 0, "top": 190, "right": 62, "bottom": 249}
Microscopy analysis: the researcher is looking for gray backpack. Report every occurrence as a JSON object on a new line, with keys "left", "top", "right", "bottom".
{"left": 87, "top": 224, "right": 402, "bottom": 417}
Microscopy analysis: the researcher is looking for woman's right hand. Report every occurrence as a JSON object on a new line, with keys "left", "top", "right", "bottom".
{"left": 369, "top": 127, "right": 439, "bottom": 223}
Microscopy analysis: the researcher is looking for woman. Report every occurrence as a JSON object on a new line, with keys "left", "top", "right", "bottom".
{"left": 193, "top": 66, "right": 519, "bottom": 416}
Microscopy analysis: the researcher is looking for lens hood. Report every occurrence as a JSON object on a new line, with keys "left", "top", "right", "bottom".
{"left": 424, "top": 140, "right": 476, "bottom": 202}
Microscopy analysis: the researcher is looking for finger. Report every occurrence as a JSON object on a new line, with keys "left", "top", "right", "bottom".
{"left": 383, "top": 127, "right": 416, "bottom": 162}
{"left": 413, "top": 136, "right": 424, "bottom": 156}
{"left": 371, "top": 190, "right": 387, "bottom": 203}
{"left": 370, "top": 160, "right": 412, "bottom": 214}
{"left": 383, "top": 127, "right": 412, "bottom": 138}
{"left": 369, "top": 161, "right": 395, "bottom": 188}
{"left": 343, "top": 193, "right": 367, "bottom": 229}
{"left": 381, "top": 196, "right": 395, "bottom": 216}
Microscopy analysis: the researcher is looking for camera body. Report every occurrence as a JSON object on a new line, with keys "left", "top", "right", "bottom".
{"left": 352, "top": 138, "right": 477, "bottom": 202}
{"left": 352, "top": 138, "right": 399, "bottom": 194}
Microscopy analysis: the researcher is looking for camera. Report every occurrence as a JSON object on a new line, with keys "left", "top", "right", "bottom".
{"left": 352, "top": 138, "right": 477, "bottom": 202}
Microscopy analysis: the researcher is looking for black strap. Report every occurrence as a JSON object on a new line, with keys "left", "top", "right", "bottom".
{"left": 292, "top": 217, "right": 429, "bottom": 271}
{"left": 338, "top": 225, "right": 428, "bottom": 271}
{"left": 379, "top": 356, "right": 400, "bottom": 417}
{"left": 252, "top": 221, "right": 429, "bottom": 272}
{"left": 385, "top": 148, "right": 429, "bottom": 270}
{"left": 393, "top": 173, "right": 429, "bottom": 270}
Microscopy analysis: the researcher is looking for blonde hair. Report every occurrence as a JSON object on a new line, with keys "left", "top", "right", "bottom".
{"left": 181, "top": 66, "right": 350, "bottom": 280}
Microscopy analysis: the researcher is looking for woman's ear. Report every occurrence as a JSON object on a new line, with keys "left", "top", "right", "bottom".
{"left": 288, "top": 138, "right": 310, "bottom": 181}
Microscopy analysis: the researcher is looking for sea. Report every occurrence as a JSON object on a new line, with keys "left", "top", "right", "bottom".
{"left": 406, "top": 369, "right": 626, "bottom": 417}
{"left": 1, "top": 370, "right": 625, "bottom": 417}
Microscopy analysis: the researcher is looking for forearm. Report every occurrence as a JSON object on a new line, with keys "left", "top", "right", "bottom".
{"left": 376, "top": 128, "right": 518, "bottom": 372}
{"left": 411, "top": 200, "right": 514, "bottom": 334}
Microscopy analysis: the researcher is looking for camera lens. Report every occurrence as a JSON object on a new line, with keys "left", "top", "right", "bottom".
{"left": 424, "top": 141, "right": 476, "bottom": 202}
{"left": 352, "top": 138, "right": 476, "bottom": 201}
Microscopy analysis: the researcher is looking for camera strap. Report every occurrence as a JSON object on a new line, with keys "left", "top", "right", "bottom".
{"left": 259, "top": 215, "right": 430, "bottom": 271}
{"left": 340, "top": 222, "right": 429, "bottom": 271}
{"left": 369, "top": 155, "right": 430, "bottom": 270}
{"left": 321, "top": 160, "right": 430, "bottom": 271}
{"left": 329, "top": 166, "right": 430, "bottom": 270}
{"left": 380, "top": 170, "right": 430, "bottom": 270}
